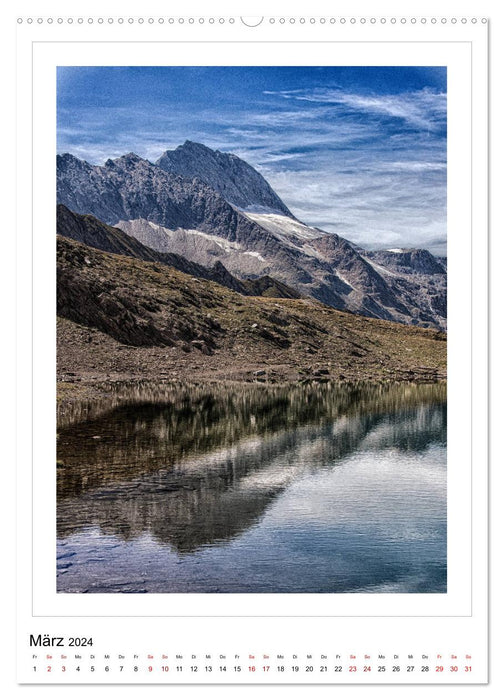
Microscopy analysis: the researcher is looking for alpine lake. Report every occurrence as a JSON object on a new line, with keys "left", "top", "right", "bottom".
{"left": 57, "top": 381, "right": 446, "bottom": 594}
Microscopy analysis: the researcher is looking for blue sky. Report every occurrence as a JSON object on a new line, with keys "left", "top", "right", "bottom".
{"left": 58, "top": 66, "right": 447, "bottom": 254}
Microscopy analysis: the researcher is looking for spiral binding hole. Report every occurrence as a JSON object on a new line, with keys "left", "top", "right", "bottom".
{"left": 15, "top": 15, "right": 488, "bottom": 27}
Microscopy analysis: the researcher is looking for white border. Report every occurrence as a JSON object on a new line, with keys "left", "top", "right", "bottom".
{"left": 14, "top": 16, "right": 488, "bottom": 685}
{"left": 32, "top": 39, "right": 470, "bottom": 619}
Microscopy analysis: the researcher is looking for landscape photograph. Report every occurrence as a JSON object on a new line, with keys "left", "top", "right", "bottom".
{"left": 56, "top": 66, "right": 447, "bottom": 594}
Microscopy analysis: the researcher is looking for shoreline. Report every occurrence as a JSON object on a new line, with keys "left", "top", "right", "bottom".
{"left": 57, "top": 375, "right": 447, "bottom": 430}
{"left": 57, "top": 312, "right": 446, "bottom": 408}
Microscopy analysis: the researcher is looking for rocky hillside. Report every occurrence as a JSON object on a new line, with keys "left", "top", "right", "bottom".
{"left": 57, "top": 236, "right": 446, "bottom": 389}
{"left": 57, "top": 205, "right": 300, "bottom": 300}
{"left": 57, "top": 147, "right": 447, "bottom": 330}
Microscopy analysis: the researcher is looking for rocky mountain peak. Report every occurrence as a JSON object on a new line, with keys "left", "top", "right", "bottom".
{"left": 57, "top": 152, "right": 92, "bottom": 171}
{"left": 156, "top": 141, "right": 293, "bottom": 217}
{"left": 105, "top": 152, "right": 147, "bottom": 169}
{"left": 58, "top": 152, "right": 82, "bottom": 164}
{"left": 178, "top": 140, "right": 214, "bottom": 154}
{"left": 366, "top": 248, "right": 446, "bottom": 276}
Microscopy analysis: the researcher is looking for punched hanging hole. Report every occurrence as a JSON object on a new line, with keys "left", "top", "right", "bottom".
{"left": 240, "top": 16, "right": 264, "bottom": 27}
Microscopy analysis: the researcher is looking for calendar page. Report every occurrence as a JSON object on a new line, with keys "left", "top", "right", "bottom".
{"left": 14, "top": 7, "right": 489, "bottom": 688}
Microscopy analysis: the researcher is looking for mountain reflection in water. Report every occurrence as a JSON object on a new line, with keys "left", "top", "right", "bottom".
{"left": 57, "top": 382, "right": 446, "bottom": 593}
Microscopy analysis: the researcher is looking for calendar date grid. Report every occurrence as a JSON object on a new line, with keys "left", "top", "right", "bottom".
{"left": 29, "top": 650, "right": 475, "bottom": 678}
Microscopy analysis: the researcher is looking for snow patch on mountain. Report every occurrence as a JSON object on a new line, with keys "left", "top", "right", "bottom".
{"left": 117, "top": 219, "right": 270, "bottom": 277}
{"left": 243, "top": 251, "right": 266, "bottom": 262}
{"left": 243, "top": 212, "right": 323, "bottom": 243}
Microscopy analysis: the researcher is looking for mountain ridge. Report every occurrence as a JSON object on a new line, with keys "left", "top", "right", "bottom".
{"left": 57, "top": 145, "right": 447, "bottom": 330}
{"left": 57, "top": 204, "right": 301, "bottom": 300}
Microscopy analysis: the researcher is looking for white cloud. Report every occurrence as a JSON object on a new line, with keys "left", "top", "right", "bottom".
{"left": 266, "top": 87, "right": 447, "bottom": 132}
{"left": 262, "top": 162, "right": 446, "bottom": 255}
